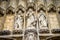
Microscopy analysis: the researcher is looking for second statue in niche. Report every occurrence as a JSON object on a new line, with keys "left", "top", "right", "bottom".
{"left": 38, "top": 10, "right": 48, "bottom": 28}
{"left": 26, "top": 8, "right": 37, "bottom": 29}
{"left": 14, "top": 10, "right": 24, "bottom": 30}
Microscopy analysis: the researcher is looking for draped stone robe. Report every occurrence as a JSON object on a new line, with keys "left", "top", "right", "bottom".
{"left": 14, "top": 11, "right": 24, "bottom": 30}
{"left": 38, "top": 10, "right": 47, "bottom": 28}
{"left": 26, "top": 9, "right": 36, "bottom": 28}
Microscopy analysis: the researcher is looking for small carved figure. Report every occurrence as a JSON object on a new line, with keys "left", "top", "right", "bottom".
{"left": 38, "top": 10, "right": 47, "bottom": 28}
{"left": 14, "top": 10, "right": 23, "bottom": 29}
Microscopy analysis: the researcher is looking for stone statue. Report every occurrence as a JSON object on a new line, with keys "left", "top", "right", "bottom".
{"left": 14, "top": 10, "right": 23, "bottom": 30}
{"left": 26, "top": 8, "right": 36, "bottom": 28}
{"left": 38, "top": 10, "right": 47, "bottom": 28}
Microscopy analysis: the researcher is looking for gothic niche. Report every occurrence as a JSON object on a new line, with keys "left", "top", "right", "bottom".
{"left": 37, "top": 9, "right": 48, "bottom": 29}
{"left": 0, "top": 11, "right": 4, "bottom": 30}
{"left": 4, "top": 10, "right": 14, "bottom": 31}
{"left": 25, "top": 33, "right": 37, "bottom": 40}
{"left": 14, "top": 9, "right": 24, "bottom": 30}
{"left": 26, "top": 8, "right": 36, "bottom": 29}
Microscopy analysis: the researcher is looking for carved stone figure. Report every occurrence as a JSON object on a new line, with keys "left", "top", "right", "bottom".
{"left": 38, "top": 10, "right": 47, "bottom": 28}
{"left": 14, "top": 10, "right": 23, "bottom": 30}
{"left": 26, "top": 9, "right": 36, "bottom": 28}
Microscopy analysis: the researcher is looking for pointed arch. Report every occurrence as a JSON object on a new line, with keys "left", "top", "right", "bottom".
{"left": 17, "top": 5, "right": 25, "bottom": 13}
{"left": 37, "top": 4, "right": 46, "bottom": 12}
{"left": 48, "top": 4, "right": 56, "bottom": 12}
{"left": 6, "top": 6, "right": 15, "bottom": 15}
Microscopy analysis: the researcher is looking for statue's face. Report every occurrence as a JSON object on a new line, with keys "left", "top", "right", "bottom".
{"left": 27, "top": 9, "right": 34, "bottom": 16}
{"left": 18, "top": 10, "right": 24, "bottom": 16}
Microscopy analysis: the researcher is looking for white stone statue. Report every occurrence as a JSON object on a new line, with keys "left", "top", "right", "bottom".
{"left": 14, "top": 11, "right": 23, "bottom": 30}
{"left": 38, "top": 10, "right": 47, "bottom": 28}
{"left": 26, "top": 9, "right": 36, "bottom": 28}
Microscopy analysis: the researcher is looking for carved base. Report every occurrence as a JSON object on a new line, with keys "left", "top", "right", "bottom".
{"left": 39, "top": 29, "right": 49, "bottom": 33}
{"left": 0, "top": 30, "right": 11, "bottom": 35}
{"left": 52, "top": 29, "right": 60, "bottom": 33}
{"left": 25, "top": 29, "right": 37, "bottom": 35}
{"left": 13, "top": 30, "right": 23, "bottom": 34}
